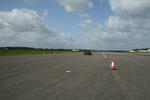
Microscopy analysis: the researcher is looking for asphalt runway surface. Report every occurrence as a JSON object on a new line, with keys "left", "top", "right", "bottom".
{"left": 0, "top": 52, "right": 150, "bottom": 100}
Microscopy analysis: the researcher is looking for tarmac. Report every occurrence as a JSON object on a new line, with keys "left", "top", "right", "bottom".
{"left": 0, "top": 52, "right": 150, "bottom": 100}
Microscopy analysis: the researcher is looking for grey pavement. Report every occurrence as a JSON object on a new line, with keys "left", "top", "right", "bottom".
{"left": 0, "top": 52, "right": 150, "bottom": 100}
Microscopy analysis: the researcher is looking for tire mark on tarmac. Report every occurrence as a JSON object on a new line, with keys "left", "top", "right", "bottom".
{"left": 104, "top": 56, "right": 136, "bottom": 100}
{"left": 110, "top": 69, "right": 143, "bottom": 100}
{"left": 106, "top": 55, "right": 143, "bottom": 100}
{"left": 111, "top": 71, "right": 134, "bottom": 100}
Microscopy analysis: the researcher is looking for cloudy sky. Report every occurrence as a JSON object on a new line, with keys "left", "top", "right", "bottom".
{"left": 0, "top": 0, "right": 150, "bottom": 50}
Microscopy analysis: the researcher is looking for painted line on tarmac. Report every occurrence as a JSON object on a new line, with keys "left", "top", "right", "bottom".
{"left": 66, "top": 70, "right": 71, "bottom": 73}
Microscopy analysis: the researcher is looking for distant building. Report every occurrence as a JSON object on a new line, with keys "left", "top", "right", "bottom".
{"left": 130, "top": 48, "right": 150, "bottom": 53}
{"left": 129, "top": 50, "right": 135, "bottom": 52}
{"left": 72, "top": 49, "right": 79, "bottom": 52}
{"left": 138, "top": 50, "right": 147, "bottom": 52}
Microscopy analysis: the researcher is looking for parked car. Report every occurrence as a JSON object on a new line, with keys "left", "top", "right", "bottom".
{"left": 84, "top": 51, "right": 92, "bottom": 55}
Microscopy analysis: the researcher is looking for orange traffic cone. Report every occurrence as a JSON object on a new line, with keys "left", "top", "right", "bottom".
{"left": 110, "top": 60, "right": 116, "bottom": 70}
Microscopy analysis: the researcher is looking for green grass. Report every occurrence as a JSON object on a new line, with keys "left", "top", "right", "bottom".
{"left": 0, "top": 50, "right": 79, "bottom": 56}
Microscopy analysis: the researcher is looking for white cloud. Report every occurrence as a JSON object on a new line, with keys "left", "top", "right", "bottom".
{"left": 109, "top": 0, "right": 150, "bottom": 16}
{"left": 107, "top": 0, "right": 150, "bottom": 30}
{"left": 0, "top": 9, "right": 78, "bottom": 48}
{"left": 81, "top": 24, "right": 150, "bottom": 50}
{"left": 94, "top": 0, "right": 150, "bottom": 49}
{"left": 107, "top": 16, "right": 150, "bottom": 31}
{"left": 1, "top": 0, "right": 150, "bottom": 50}
{"left": 77, "top": 0, "right": 150, "bottom": 50}
{"left": 57, "top": 0, "right": 93, "bottom": 12}
{"left": 43, "top": 9, "right": 48, "bottom": 17}
{"left": 79, "top": 19, "right": 93, "bottom": 28}
{"left": 83, "top": 19, "right": 93, "bottom": 24}
{"left": 79, "top": 13, "right": 90, "bottom": 18}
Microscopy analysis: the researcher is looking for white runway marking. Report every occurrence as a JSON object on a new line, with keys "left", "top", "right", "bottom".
{"left": 66, "top": 70, "right": 71, "bottom": 73}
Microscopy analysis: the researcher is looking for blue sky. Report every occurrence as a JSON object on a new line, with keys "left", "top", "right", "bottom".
{"left": 0, "top": 0, "right": 113, "bottom": 34}
{"left": 0, "top": 0, "right": 150, "bottom": 50}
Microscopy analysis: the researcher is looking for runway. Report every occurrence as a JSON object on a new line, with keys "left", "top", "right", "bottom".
{"left": 0, "top": 52, "right": 150, "bottom": 100}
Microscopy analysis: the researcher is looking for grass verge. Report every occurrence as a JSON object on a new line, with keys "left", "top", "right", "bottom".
{"left": 0, "top": 50, "right": 79, "bottom": 56}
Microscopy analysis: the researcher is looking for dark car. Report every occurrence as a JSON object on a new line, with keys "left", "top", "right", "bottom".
{"left": 84, "top": 51, "right": 92, "bottom": 55}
